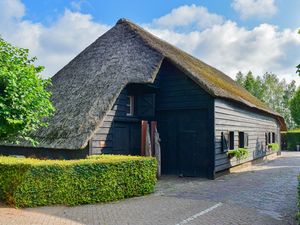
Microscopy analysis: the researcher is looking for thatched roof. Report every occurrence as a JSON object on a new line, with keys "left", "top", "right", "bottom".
{"left": 13, "top": 19, "right": 286, "bottom": 149}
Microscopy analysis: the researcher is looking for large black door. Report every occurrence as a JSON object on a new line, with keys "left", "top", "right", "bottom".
{"left": 157, "top": 109, "right": 209, "bottom": 177}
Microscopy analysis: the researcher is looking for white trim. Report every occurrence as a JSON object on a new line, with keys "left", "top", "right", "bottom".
{"left": 126, "top": 95, "right": 135, "bottom": 116}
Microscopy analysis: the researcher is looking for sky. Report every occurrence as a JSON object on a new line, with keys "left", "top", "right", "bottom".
{"left": 1, "top": 0, "right": 300, "bottom": 84}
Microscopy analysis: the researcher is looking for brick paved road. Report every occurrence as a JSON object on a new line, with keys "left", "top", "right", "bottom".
{"left": 0, "top": 151, "right": 299, "bottom": 225}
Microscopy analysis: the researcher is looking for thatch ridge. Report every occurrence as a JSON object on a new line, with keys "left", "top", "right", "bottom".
{"left": 5, "top": 18, "right": 285, "bottom": 150}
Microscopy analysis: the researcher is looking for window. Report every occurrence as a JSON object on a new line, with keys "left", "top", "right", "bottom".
{"left": 99, "top": 141, "right": 106, "bottom": 148}
{"left": 272, "top": 132, "right": 276, "bottom": 143}
{"left": 126, "top": 96, "right": 135, "bottom": 116}
{"left": 221, "top": 132, "right": 229, "bottom": 152}
{"left": 239, "top": 132, "right": 244, "bottom": 148}
{"left": 229, "top": 131, "right": 234, "bottom": 150}
{"left": 238, "top": 132, "right": 248, "bottom": 148}
{"left": 268, "top": 132, "right": 271, "bottom": 144}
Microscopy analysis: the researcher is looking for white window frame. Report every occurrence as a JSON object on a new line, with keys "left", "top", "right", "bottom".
{"left": 126, "top": 95, "right": 135, "bottom": 116}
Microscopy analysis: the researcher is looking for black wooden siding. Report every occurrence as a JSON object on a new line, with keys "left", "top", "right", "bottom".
{"left": 91, "top": 59, "right": 215, "bottom": 179}
{"left": 214, "top": 99, "right": 280, "bottom": 172}
{"left": 155, "top": 61, "right": 213, "bottom": 110}
{"left": 90, "top": 59, "right": 281, "bottom": 178}
{"left": 155, "top": 60, "right": 215, "bottom": 178}
{"left": 90, "top": 88, "right": 141, "bottom": 154}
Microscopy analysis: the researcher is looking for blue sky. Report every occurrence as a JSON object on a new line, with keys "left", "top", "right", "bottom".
{"left": 21, "top": 0, "right": 300, "bottom": 29}
{"left": 1, "top": 0, "right": 300, "bottom": 84}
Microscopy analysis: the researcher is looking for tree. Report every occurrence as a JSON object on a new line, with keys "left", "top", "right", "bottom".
{"left": 290, "top": 88, "right": 300, "bottom": 126}
{"left": 235, "top": 71, "right": 297, "bottom": 129}
{"left": 0, "top": 37, "right": 55, "bottom": 144}
{"left": 297, "top": 29, "right": 300, "bottom": 76}
{"left": 236, "top": 71, "right": 265, "bottom": 100}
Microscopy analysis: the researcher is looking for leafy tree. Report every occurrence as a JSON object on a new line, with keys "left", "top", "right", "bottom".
{"left": 290, "top": 88, "right": 300, "bottom": 126}
{"left": 236, "top": 71, "right": 245, "bottom": 86}
{"left": 297, "top": 29, "right": 300, "bottom": 76}
{"left": 0, "top": 37, "right": 55, "bottom": 144}
{"left": 236, "top": 71, "right": 265, "bottom": 100}
{"left": 235, "top": 71, "right": 297, "bottom": 129}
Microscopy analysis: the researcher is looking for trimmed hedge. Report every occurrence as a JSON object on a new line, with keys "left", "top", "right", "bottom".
{"left": 282, "top": 130, "right": 300, "bottom": 151}
{"left": 298, "top": 175, "right": 300, "bottom": 224}
{"left": 0, "top": 155, "right": 157, "bottom": 208}
{"left": 287, "top": 132, "right": 300, "bottom": 151}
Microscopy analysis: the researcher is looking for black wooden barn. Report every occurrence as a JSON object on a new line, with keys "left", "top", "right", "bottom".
{"left": 0, "top": 19, "right": 286, "bottom": 179}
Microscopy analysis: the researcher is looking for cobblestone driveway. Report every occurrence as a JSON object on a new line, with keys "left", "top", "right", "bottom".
{"left": 0, "top": 151, "right": 299, "bottom": 225}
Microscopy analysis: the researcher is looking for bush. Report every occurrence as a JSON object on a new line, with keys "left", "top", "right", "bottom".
{"left": 227, "top": 148, "right": 249, "bottom": 160}
{"left": 0, "top": 155, "right": 157, "bottom": 208}
{"left": 267, "top": 143, "right": 280, "bottom": 151}
{"left": 0, "top": 37, "right": 54, "bottom": 144}
{"left": 298, "top": 175, "right": 300, "bottom": 224}
{"left": 284, "top": 130, "right": 300, "bottom": 151}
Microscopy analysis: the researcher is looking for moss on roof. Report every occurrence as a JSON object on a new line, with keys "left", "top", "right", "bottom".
{"left": 125, "top": 20, "right": 274, "bottom": 113}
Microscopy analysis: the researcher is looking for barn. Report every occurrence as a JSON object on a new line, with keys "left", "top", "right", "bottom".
{"left": 0, "top": 19, "right": 286, "bottom": 179}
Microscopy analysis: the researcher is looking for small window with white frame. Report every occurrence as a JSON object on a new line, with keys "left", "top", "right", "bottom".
{"left": 126, "top": 95, "right": 135, "bottom": 116}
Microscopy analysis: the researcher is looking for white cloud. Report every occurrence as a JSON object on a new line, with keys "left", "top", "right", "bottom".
{"left": 0, "top": 0, "right": 25, "bottom": 21}
{"left": 0, "top": 0, "right": 109, "bottom": 77}
{"left": 146, "top": 8, "right": 300, "bottom": 84}
{"left": 152, "top": 4, "right": 223, "bottom": 30}
{"left": 232, "top": 0, "right": 277, "bottom": 19}
{"left": 70, "top": 0, "right": 91, "bottom": 12}
{"left": 0, "top": 1, "right": 299, "bottom": 85}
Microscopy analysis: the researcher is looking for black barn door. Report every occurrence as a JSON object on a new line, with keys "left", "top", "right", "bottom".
{"left": 157, "top": 109, "right": 209, "bottom": 177}
{"left": 113, "top": 121, "right": 141, "bottom": 155}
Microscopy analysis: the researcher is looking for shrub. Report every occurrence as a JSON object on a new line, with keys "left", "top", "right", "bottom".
{"left": 267, "top": 143, "right": 280, "bottom": 151}
{"left": 298, "top": 175, "right": 300, "bottom": 224}
{"left": 0, "top": 37, "right": 54, "bottom": 144}
{"left": 0, "top": 155, "right": 157, "bottom": 208}
{"left": 227, "top": 148, "right": 249, "bottom": 160}
{"left": 285, "top": 130, "right": 300, "bottom": 151}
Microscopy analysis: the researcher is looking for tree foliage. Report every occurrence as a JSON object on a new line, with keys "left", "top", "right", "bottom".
{"left": 297, "top": 29, "right": 300, "bottom": 76}
{"left": 236, "top": 71, "right": 297, "bottom": 129}
{"left": 290, "top": 88, "right": 300, "bottom": 126}
{"left": 0, "top": 37, "right": 54, "bottom": 144}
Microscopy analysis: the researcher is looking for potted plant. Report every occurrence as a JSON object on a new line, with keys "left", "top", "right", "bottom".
{"left": 267, "top": 143, "right": 279, "bottom": 151}
{"left": 227, "top": 148, "right": 249, "bottom": 160}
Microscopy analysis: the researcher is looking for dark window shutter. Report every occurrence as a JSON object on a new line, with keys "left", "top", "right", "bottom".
{"left": 137, "top": 94, "right": 155, "bottom": 118}
{"left": 221, "top": 132, "right": 229, "bottom": 152}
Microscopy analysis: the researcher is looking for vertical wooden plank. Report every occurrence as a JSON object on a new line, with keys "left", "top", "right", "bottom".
{"left": 141, "top": 120, "right": 147, "bottom": 156}
{"left": 151, "top": 121, "right": 157, "bottom": 155}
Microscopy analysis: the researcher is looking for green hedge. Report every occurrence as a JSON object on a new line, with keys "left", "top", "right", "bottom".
{"left": 286, "top": 132, "right": 300, "bottom": 151}
{"left": 298, "top": 175, "right": 300, "bottom": 224}
{"left": 0, "top": 155, "right": 157, "bottom": 208}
